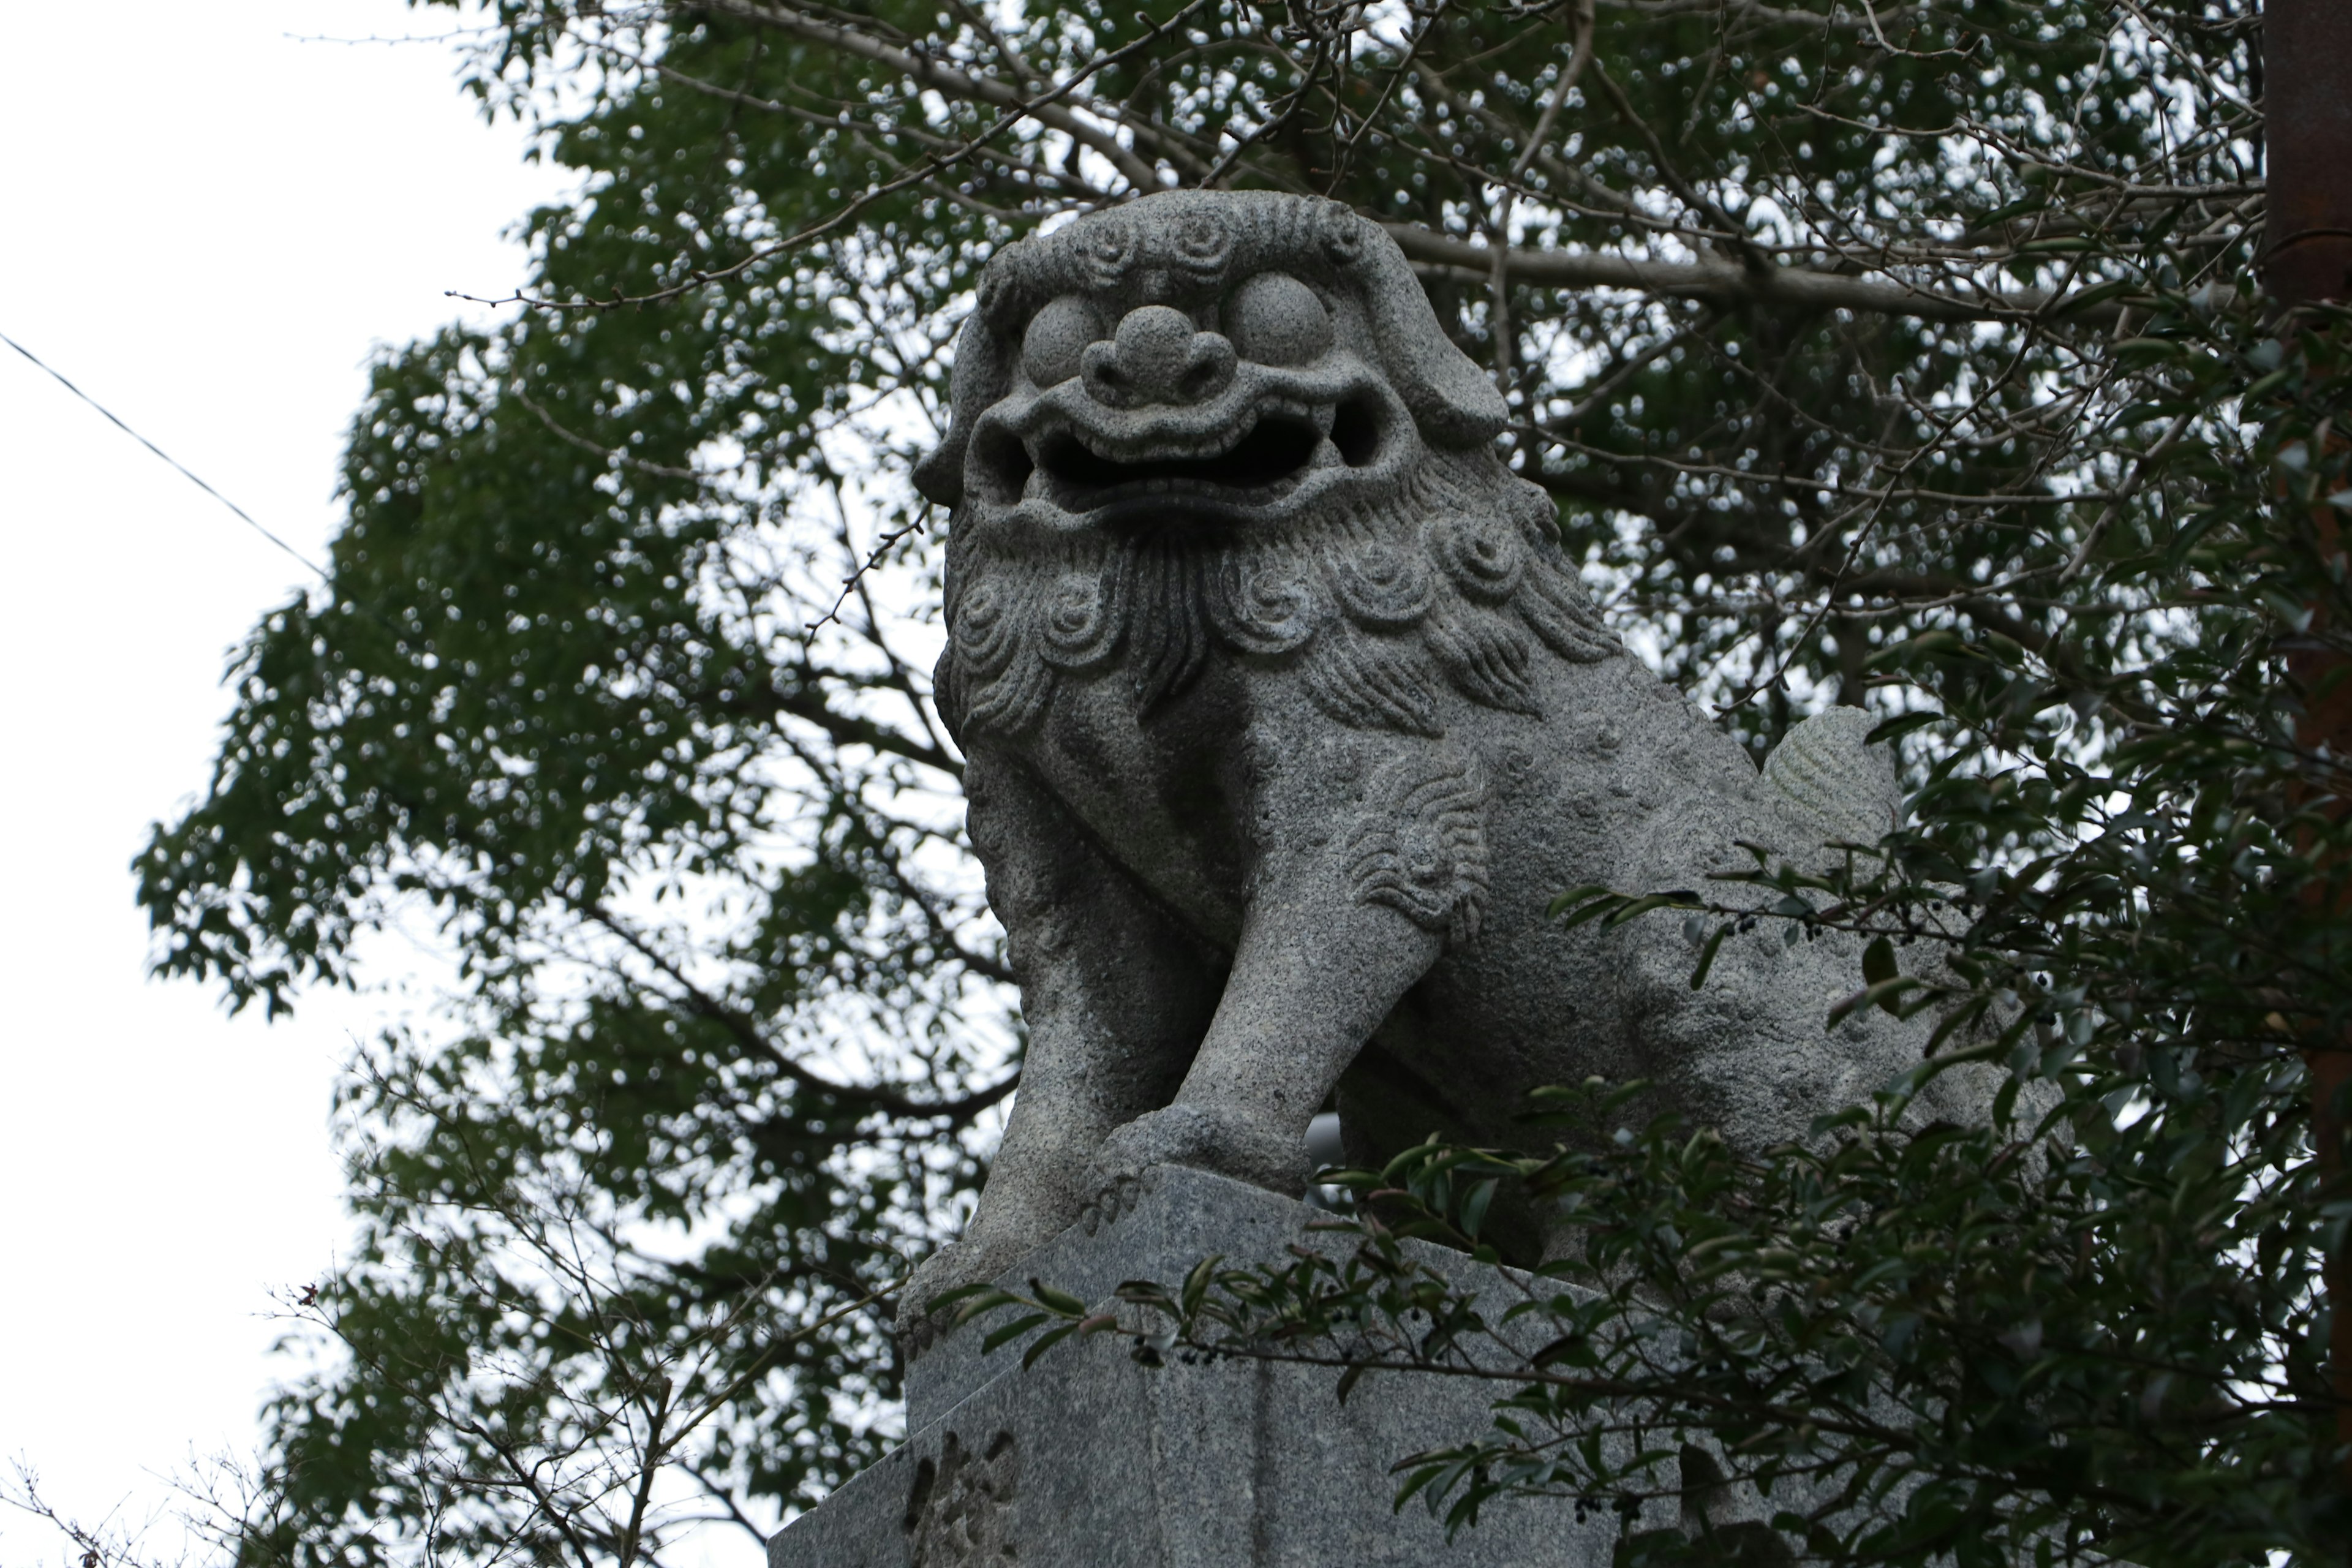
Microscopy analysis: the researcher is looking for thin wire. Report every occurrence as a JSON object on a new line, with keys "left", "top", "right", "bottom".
{"left": 1, "top": 328, "right": 330, "bottom": 581}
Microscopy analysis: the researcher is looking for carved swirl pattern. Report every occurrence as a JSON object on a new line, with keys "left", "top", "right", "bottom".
{"left": 952, "top": 577, "right": 1022, "bottom": 679}
{"left": 1316, "top": 197, "right": 1367, "bottom": 266}
{"left": 942, "top": 451, "right": 1619, "bottom": 741}
{"left": 1207, "top": 549, "right": 1319, "bottom": 655}
{"left": 1170, "top": 206, "right": 1231, "bottom": 288}
{"left": 1514, "top": 561, "right": 1618, "bottom": 666}
{"left": 1429, "top": 511, "right": 1525, "bottom": 603}
{"left": 1332, "top": 541, "right": 1436, "bottom": 630}
{"left": 1038, "top": 561, "right": 1124, "bottom": 670}
{"left": 961, "top": 647, "right": 1053, "bottom": 736}
{"left": 904, "top": 1430, "right": 1018, "bottom": 1567}
{"left": 1073, "top": 216, "right": 1139, "bottom": 292}
{"left": 1346, "top": 750, "right": 1490, "bottom": 942}
{"left": 952, "top": 576, "right": 1049, "bottom": 733}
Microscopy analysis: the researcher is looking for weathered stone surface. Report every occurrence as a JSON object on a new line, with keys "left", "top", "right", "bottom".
{"left": 905, "top": 1153, "right": 1327, "bottom": 1427}
{"left": 902, "top": 189, "right": 1979, "bottom": 1335}
{"left": 774, "top": 1165, "right": 1651, "bottom": 1568}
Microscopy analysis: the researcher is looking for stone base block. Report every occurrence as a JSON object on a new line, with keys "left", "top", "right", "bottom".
{"left": 768, "top": 1165, "right": 1638, "bottom": 1567}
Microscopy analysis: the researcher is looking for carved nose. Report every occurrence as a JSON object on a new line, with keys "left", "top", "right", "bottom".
{"left": 1080, "top": 306, "right": 1237, "bottom": 407}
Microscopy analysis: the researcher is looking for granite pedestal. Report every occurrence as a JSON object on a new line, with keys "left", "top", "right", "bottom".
{"left": 769, "top": 1165, "right": 1673, "bottom": 1567}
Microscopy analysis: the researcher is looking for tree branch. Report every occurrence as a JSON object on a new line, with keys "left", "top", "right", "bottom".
{"left": 588, "top": 901, "right": 1017, "bottom": 1122}
{"left": 1385, "top": 224, "right": 2162, "bottom": 326}
{"left": 693, "top": 0, "right": 1165, "bottom": 192}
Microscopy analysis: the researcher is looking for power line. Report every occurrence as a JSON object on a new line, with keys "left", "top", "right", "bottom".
{"left": 1, "top": 328, "right": 330, "bottom": 581}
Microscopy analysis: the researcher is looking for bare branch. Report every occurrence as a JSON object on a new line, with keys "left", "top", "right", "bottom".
{"left": 1384, "top": 224, "right": 2165, "bottom": 325}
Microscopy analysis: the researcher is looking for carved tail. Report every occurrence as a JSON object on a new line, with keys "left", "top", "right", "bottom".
{"left": 1762, "top": 707, "right": 1902, "bottom": 859}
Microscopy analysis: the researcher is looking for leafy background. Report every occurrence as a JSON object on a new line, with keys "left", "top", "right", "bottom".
{"left": 110, "top": 1, "right": 2352, "bottom": 1562}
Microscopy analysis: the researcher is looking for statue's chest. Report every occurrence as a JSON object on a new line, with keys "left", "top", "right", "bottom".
{"left": 1019, "top": 674, "right": 1255, "bottom": 943}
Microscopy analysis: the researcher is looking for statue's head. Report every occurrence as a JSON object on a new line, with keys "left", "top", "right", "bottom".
{"left": 914, "top": 192, "right": 1506, "bottom": 530}
{"left": 919, "top": 193, "right": 1613, "bottom": 743}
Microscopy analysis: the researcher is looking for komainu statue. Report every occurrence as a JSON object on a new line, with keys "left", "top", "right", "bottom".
{"left": 903, "top": 191, "right": 1967, "bottom": 1333}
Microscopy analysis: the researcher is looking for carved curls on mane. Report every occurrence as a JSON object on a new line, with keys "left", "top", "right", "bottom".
{"left": 916, "top": 194, "right": 1508, "bottom": 508}
{"left": 922, "top": 193, "right": 1621, "bottom": 742}
{"left": 935, "top": 450, "right": 1619, "bottom": 741}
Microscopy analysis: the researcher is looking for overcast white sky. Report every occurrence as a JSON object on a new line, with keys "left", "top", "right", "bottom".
{"left": 0, "top": 5, "right": 572, "bottom": 1558}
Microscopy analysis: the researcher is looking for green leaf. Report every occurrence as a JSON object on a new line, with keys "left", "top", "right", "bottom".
{"left": 2165, "top": 504, "right": 2228, "bottom": 570}
{"left": 1459, "top": 1177, "right": 1498, "bottom": 1240}
{"left": 1603, "top": 891, "right": 1702, "bottom": 928}
{"left": 1531, "top": 1332, "right": 1596, "bottom": 1370}
{"left": 2052, "top": 277, "right": 2134, "bottom": 314}
{"left": 1181, "top": 1254, "right": 1223, "bottom": 1319}
{"left": 1864, "top": 710, "right": 1943, "bottom": 745}
{"left": 1028, "top": 1280, "right": 1088, "bottom": 1318}
{"left": 2241, "top": 364, "right": 2297, "bottom": 403}
{"left": 2113, "top": 335, "right": 2190, "bottom": 363}
{"left": 1549, "top": 885, "right": 1621, "bottom": 922}
{"left": 981, "top": 1313, "right": 1051, "bottom": 1356}
{"left": 1020, "top": 1321, "right": 1080, "bottom": 1369}
{"left": 1976, "top": 195, "right": 2049, "bottom": 226}
{"left": 1688, "top": 922, "right": 1731, "bottom": 990}
{"left": 1829, "top": 976, "right": 1921, "bottom": 1026}
{"left": 944, "top": 1287, "right": 1018, "bottom": 1325}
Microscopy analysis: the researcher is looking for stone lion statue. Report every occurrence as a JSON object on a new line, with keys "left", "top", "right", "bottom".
{"left": 903, "top": 190, "right": 1968, "bottom": 1335}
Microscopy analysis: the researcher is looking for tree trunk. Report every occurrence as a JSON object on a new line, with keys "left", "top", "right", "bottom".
{"left": 2263, "top": 0, "right": 2352, "bottom": 1487}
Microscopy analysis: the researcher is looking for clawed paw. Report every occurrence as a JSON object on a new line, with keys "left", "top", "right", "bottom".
{"left": 898, "top": 1234, "right": 1030, "bottom": 1357}
{"left": 897, "top": 1242, "right": 973, "bottom": 1355}
{"left": 1079, "top": 1170, "right": 1147, "bottom": 1235}
{"left": 1080, "top": 1102, "right": 1309, "bottom": 1222}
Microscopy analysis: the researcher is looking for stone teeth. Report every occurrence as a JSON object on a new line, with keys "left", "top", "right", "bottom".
{"left": 1047, "top": 402, "right": 1334, "bottom": 468}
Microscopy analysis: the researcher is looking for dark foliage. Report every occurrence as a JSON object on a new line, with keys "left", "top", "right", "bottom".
{"left": 130, "top": 1, "right": 2348, "bottom": 1561}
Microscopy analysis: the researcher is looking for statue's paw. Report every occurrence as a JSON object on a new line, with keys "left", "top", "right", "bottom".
{"left": 895, "top": 1242, "right": 970, "bottom": 1359}
{"left": 1080, "top": 1102, "right": 1310, "bottom": 1228}
{"left": 897, "top": 1235, "right": 1024, "bottom": 1359}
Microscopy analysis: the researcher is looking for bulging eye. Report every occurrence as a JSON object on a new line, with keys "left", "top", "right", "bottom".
{"left": 1224, "top": 272, "right": 1332, "bottom": 367}
{"left": 1020, "top": 295, "right": 1104, "bottom": 386}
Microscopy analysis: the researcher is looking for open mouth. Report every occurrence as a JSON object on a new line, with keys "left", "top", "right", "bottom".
{"left": 1043, "top": 413, "right": 1320, "bottom": 491}
{"left": 995, "top": 397, "right": 1387, "bottom": 511}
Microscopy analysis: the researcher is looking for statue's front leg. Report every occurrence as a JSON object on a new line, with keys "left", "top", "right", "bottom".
{"left": 902, "top": 745, "right": 1221, "bottom": 1342}
{"left": 1079, "top": 889, "right": 1442, "bottom": 1198}
{"left": 1085, "top": 746, "right": 1479, "bottom": 1199}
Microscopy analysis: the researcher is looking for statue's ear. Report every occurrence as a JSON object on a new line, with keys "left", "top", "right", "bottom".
{"left": 911, "top": 430, "right": 963, "bottom": 507}
{"left": 914, "top": 262, "right": 1027, "bottom": 506}
{"left": 914, "top": 309, "right": 1001, "bottom": 505}
{"left": 1347, "top": 217, "right": 1509, "bottom": 447}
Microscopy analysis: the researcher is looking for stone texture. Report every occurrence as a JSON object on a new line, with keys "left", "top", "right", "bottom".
{"left": 905, "top": 1153, "right": 1335, "bottom": 1427}
{"left": 773, "top": 1165, "right": 1656, "bottom": 1568}
{"left": 901, "top": 189, "right": 1981, "bottom": 1334}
